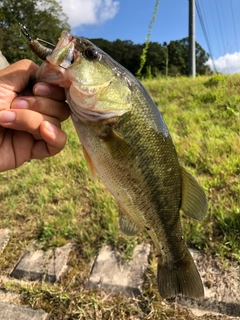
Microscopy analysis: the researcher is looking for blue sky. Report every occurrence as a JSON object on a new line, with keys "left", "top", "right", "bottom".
{"left": 59, "top": 0, "right": 240, "bottom": 74}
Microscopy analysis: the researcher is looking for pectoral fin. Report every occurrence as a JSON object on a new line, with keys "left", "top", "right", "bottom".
{"left": 82, "top": 146, "right": 98, "bottom": 181}
{"left": 180, "top": 166, "right": 208, "bottom": 221}
{"left": 119, "top": 210, "right": 139, "bottom": 236}
{"left": 99, "top": 125, "right": 134, "bottom": 159}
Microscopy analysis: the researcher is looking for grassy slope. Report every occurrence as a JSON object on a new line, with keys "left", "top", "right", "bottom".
{"left": 0, "top": 74, "right": 239, "bottom": 319}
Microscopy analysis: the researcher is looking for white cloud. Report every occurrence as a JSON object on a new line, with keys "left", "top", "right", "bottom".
{"left": 59, "top": 0, "right": 120, "bottom": 29}
{"left": 206, "top": 52, "right": 240, "bottom": 74}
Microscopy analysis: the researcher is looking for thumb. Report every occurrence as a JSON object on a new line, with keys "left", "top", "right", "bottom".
{"left": 0, "top": 59, "right": 39, "bottom": 93}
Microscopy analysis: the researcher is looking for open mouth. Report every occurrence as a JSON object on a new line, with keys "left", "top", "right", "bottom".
{"left": 36, "top": 31, "right": 78, "bottom": 87}
{"left": 46, "top": 31, "right": 78, "bottom": 69}
{"left": 55, "top": 31, "right": 75, "bottom": 51}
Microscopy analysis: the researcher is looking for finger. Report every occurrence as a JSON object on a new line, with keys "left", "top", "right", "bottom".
{"left": 12, "top": 131, "right": 34, "bottom": 169}
{"left": 9, "top": 123, "right": 66, "bottom": 168}
{"left": 0, "top": 109, "right": 60, "bottom": 139}
{"left": 11, "top": 96, "right": 70, "bottom": 122}
{"left": 0, "top": 59, "right": 38, "bottom": 93}
{"left": 33, "top": 82, "right": 66, "bottom": 101}
{"left": 31, "top": 121, "right": 67, "bottom": 158}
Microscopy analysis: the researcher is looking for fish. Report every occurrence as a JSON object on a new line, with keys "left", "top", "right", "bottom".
{"left": 35, "top": 31, "right": 208, "bottom": 299}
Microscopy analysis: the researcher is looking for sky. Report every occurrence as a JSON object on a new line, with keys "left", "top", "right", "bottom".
{"left": 59, "top": 0, "right": 240, "bottom": 74}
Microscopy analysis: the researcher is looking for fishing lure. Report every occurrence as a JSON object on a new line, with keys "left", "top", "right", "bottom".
{"left": 19, "top": 23, "right": 54, "bottom": 60}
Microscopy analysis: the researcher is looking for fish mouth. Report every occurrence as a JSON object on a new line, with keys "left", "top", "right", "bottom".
{"left": 46, "top": 31, "right": 77, "bottom": 69}
{"left": 36, "top": 31, "right": 77, "bottom": 86}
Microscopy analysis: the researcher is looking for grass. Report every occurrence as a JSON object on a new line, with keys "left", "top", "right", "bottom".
{"left": 0, "top": 73, "right": 239, "bottom": 319}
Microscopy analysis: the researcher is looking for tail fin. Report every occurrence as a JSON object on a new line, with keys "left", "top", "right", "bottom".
{"left": 157, "top": 249, "right": 204, "bottom": 299}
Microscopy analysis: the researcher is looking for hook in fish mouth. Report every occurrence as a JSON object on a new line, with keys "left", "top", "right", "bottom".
{"left": 35, "top": 32, "right": 78, "bottom": 87}
{"left": 20, "top": 23, "right": 77, "bottom": 63}
{"left": 47, "top": 35, "right": 77, "bottom": 70}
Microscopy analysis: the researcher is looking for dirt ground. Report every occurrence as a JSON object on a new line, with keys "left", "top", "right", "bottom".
{"left": 173, "top": 249, "right": 240, "bottom": 319}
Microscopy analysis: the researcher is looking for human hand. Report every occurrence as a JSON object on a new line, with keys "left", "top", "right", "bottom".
{"left": 0, "top": 59, "right": 70, "bottom": 172}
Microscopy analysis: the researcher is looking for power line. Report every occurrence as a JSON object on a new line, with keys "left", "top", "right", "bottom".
{"left": 214, "top": 0, "right": 226, "bottom": 55}
{"left": 198, "top": 0, "right": 210, "bottom": 39}
{"left": 230, "top": 0, "right": 239, "bottom": 52}
{"left": 220, "top": 0, "right": 229, "bottom": 49}
{"left": 209, "top": 0, "right": 221, "bottom": 57}
{"left": 195, "top": 0, "right": 216, "bottom": 72}
{"left": 198, "top": 0, "right": 214, "bottom": 55}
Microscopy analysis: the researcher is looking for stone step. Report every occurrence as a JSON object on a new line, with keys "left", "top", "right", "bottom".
{"left": 0, "top": 301, "right": 48, "bottom": 320}
{"left": 0, "top": 228, "right": 11, "bottom": 255}
{"left": 2, "top": 225, "right": 240, "bottom": 319}
{"left": 86, "top": 243, "right": 151, "bottom": 296}
{"left": 10, "top": 241, "right": 72, "bottom": 282}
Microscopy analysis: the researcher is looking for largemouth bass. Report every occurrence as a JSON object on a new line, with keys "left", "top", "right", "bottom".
{"left": 36, "top": 31, "right": 208, "bottom": 299}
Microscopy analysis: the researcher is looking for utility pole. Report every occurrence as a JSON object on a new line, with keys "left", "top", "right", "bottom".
{"left": 188, "top": 0, "right": 196, "bottom": 77}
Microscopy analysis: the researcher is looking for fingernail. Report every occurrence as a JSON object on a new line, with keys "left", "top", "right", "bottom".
{"left": 0, "top": 111, "right": 16, "bottom": 123}
{"left": 11, "top": 98, "right": 29, "bottom": 109}
{"left": 45, "top": 121, "right": 57, "bottom": 133}
{"left": 34, "top": 83, "right": 51, "bottom": 96}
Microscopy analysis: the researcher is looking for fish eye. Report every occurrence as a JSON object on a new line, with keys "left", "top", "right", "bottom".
{"left": 84, "top": 47, "right": 99, "bottom": 60}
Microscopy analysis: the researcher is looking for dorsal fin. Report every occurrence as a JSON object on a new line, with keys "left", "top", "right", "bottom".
{"left": 180, "top": 166, "right": 208, "bottom": 221}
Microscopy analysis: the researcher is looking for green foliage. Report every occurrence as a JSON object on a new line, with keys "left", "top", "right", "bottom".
{"left": 167, "top": 38, "right": 212, "bottom": 76}
{"left": 0, "top": 0, "right": 70, "bottom": 63}
{"left": 92, "top": 37, "right": 211, "bottom": 78}
{"left": 204, "top": 74, "right": 226, "bottom": 88}
{"left": 91, "top": 38, "right": 144, "bottom": 76}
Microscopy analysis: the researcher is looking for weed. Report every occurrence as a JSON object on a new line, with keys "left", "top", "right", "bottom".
{"left": 204, "top": 74, "right": 226, "bottom": 87}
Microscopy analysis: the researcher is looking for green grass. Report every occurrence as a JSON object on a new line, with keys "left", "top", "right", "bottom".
{"left": 0, "top": 74, "right": 239, "bottom": 319}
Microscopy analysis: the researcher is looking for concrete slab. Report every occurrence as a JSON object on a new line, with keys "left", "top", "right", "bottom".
{"left": 0, "top": 301, "right": 48, "bottom": 320}
{"left": 86, "top": 243, "right": 151, "bottom": 296}
{"left": 0, "top": 289, "right": 19, "bottom": 304}
{"left": 10, "top": 242, "right": 72, "bottom": 282}
{"left": 0, "top": 229, "right": 11, "bottom": 255}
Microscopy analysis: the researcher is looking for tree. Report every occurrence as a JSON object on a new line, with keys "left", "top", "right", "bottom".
{"left": 167, "top": 37, "right": 212, "bottom": 76}
{"left": 0, "top": 0, "right": 70, "bottom": 64}
{"left": 90, "top": 38, "right": 143, "bottom": 76}
{"left": 89, "top": 37, "right": 211, "bottom": 78}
